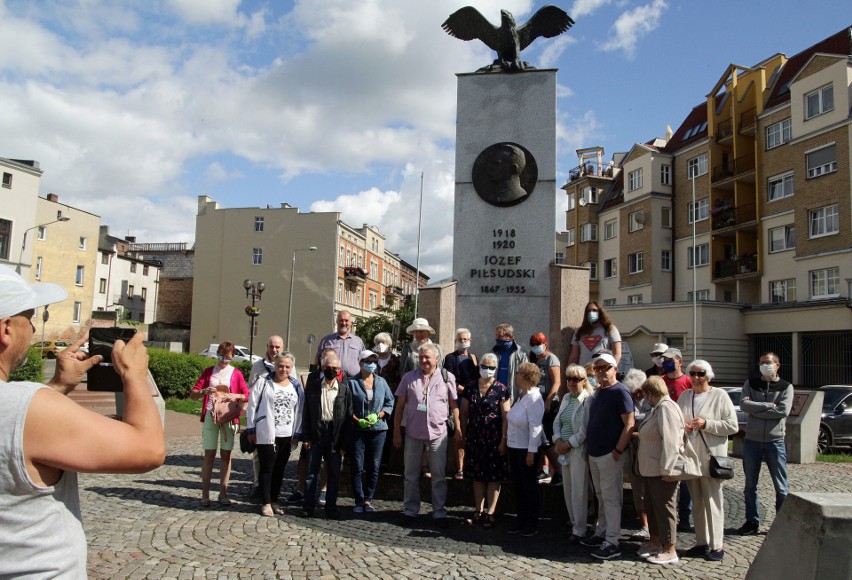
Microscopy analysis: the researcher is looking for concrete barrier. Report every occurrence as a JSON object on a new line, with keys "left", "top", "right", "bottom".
{"left": 747, "top": 492, "right": 852, "bottom": 579}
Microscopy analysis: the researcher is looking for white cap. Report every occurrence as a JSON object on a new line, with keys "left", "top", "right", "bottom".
{"left": 592, "top": 352, "right": 617, "bottom": 367}
{"left": 359, "top": 349, "right": 377, "bottom": 361}
{"left": 406, "top": 317, "right": 435, "bottom": 335}
{"left": 650, "top": 343, "right": 668, "bottom": 355}
{"left": 0, "top": 265, "right": 67, "bottom": 319}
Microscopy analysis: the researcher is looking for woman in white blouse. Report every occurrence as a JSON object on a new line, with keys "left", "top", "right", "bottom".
{"left": 677, "top": 360, "right": 738, "bottom": 562}
{"left": 505, "top": 362, "right": 545, "bottom": 537}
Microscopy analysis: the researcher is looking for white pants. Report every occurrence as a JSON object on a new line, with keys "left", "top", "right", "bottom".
{"left": 589, "top": 452, "right": 626, "bottom": 545}
{"left": 560, "top": 446, "right": 590, "bottom": 538}
{"left": 687, "top": 475, "right": 725, "bottom": 550}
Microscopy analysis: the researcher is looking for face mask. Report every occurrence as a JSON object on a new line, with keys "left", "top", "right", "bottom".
{"left": 456, "top": 341, "right": 471, "bottom": 351}
{"left": 587, "top": 376, "right": 597, "bottom": 388}
{"left": 587, "top": 311, "right": 600, "bottom": 324}
{"left": 480, "top": 367, "right": 496, "bottom": 379}
{"left": 760, "top": 363, "right": 776, "bottom": 377}
{"left": 662, "top": 360, "right": 677, "bottom": 373}
{"left": 496, "top": 338, "right": 513, "bottom": 350}
{"left": 323, "top": 367, "right": 338, "bottom": 381}
{"left": 363, "top": 363, "right": 377, "bottom": 374}
{"left": 652, "top": 356, "right": 662, "bottom": 367}
{"left": 374, "top": 343, "right": 388, "bottom": 354}
{"left": 530, "top": 344, "right": 545, "bottom": 356}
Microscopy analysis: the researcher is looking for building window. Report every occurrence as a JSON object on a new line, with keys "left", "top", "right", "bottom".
{"left": 139, "top": 312, "right": 145, "bottom": 323}
{"left": 660, "top": 164, "right": 671, "bottom": 185}
{"left": 766, "top": 118, "right": 792, "bottom": 149}
{"left": 77, "top": 236, "right": 86, "bottom": 250}
{"left": 604, "top": 258, "right": 617, "bottom": 279}
{"left": 1, "top": 172, "right": 11, "bottom": 188}
{"left": 75, "top": 265, "right": 84, "bottom": 286}
{"left": 810, "top": 267, "right": 839, "bottom": 299}
{"left": 687, "top": 290, "right": 710, "bottom": 301}
{"left": 252, "top": 248, "right": 262, "bottom": 265}
{"left": 581, "top": 186, "right": 598, "bottom": 204}
{"left": 130, "top": 262, "right": 137, "bottom": 273}
{"left": 141, "top": 287, "right": 147, "bottom": 302}
{"left": 770, "top": 279, "right": 796, "bottom": 304}
{"left": 580, "top": 223, "right": 597, "bottom": 242}
{"left": 806, "top": 144, "right": 837, "bottom": 178}
{"left": 99, "top": 278, "right": 107, "bottom": 294}
{"left": 356, "top": 287, "right": 362, "bottom": 308}
{"left": 255, "top": 216, "right": 264, "bottom": 232}
{"left": 567, "top": 194, "right": 575, "bottom": 211}
{"left": 604, "top": 219, "right": 617, "bottom": 240}
{"left": 346, "top": 249, "right": 351, "bottom": 266}
{"left": 805, "top": 84, "right": 833, "bottom": 119}
{"left": 688, "top": 243, "right": 709, "bottom": 268}
{"left": 339, "top": 245, "right": 345, "bottom": 267}
{"left": 661, "top": 206, "right": 672, "bottom": 228}
{"left": 628, "top": 211, "right": 644, "bottom": 233}
{"left": 809, "top": 205, "right": 839, "bottom": 238}
{"left": 687, "top": 153, "right": 708, "bottom": 178}
{"left": 628, "top": 252, "right": 644, "bottom": 274}
{"left": 688, "top": 198, "right": 709, "bottom": 223}
{"left": 555, "top": 252, "right": 564, "bottom": 264}
{"left": 72, "top": 301, "right": 81, "bottom": 323}
{"left": 101, "top": 252, "right": 109, "bottom": 265}
{"left": 37, "top": 226, "right": 46, "bottom": 241}
{"left": 768, "top": 172, "right": 794, "bottom": 201}
{"left": 128, "top": 285, "right": 134, "bottom": 297}
{"left": 769, "top": 225, "right": 796, "bottom": 252}
{"left": 661, "top": 250, "right": 671, "bottom": 271}
{"left": 566, "top": 228, "right": 575, "bottom": 246}
{"left": 34, "top": 257, "right": 42, "bottom": 279}
{"left": 628, "top": 168, "right": 643, "bottom": 192}
{"left": 603, "top": 298, "right": 616, "bottom": 306}
{"left": 627, "top": 294, "right": 643, "bottom": 304}
{"left": 584, "top": 262, "right": 598, "bottom": 281}
{"left": 0, "top": 219, "right": 10, "bottom": 260}
{"left": 143, "top": 265, "right": 149, "bottom": 276}
{"left": 369, "top": 291, "right": 377, "bottom": 310}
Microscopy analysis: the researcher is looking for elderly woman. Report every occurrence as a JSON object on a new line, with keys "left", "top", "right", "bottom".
{"left": 349, "top": 349, "right": 395, "bottom": 514}
{"left": 677, "top": 360, "right": 738, "bottom": 561}
{"left": 637, "top": 376, "right": 686, "bottom": 565}
{"left": 460, "top": 352, "right": 510, "bottom": 528}
{"left": 373, "top": 332, "right": 401, "bottom": 391}
{"left": 622, "top": 368, "right": 650, "bottom": 541}
{"left": 190, "top": 341, "right": 249, "bottom": 507}
{"left": 246, "top": 353, "right": 304, "bottom": 517}
{"left": 552, "top": 364, "right": 592, "bottom": 543}
{"left": 506, "top": 362, "right": 545, "bottom": 536}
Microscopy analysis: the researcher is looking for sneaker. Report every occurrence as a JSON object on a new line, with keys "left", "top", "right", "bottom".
{"left": 363, "top": 502, "right": 375, "bottom": 513}
{"left": 580, "top": 534, "right": 605, "bottom": 547}
{"left": 737, "top": 521, "right": 759, "bottom": 535}
{"left": 629, "top": 527, "right": 650, "bottom": 541}
{"left": 353, "top": 505, "right": 364, "bottom": 514}
{"left": 637, "top": 542, "right": 661, "bottom": 559}
{"left": 318, "top": 490, "right": 327, "bottom": 507}
{"left": 285, "top": 491, "right": 304, "bottom": 504}
{"left": 590, "top": 541, "right": 621, "bottom": 560}
{"left": 549, "top": 473, "right": 563, "bottom": 486}
{"left": 647, "top": 552, "right": 679, "bottom": 565}
{"left": 567, "top": 534, "right": 583, "bottom": 545}
{"left": 705, "top": 549, "right": 725, "bottom": 561}
{"left": 536, "top": 470, "right": 551, "bottom": 484}
{"left": 682, "top": 544, "right": 709, "bottom": 557}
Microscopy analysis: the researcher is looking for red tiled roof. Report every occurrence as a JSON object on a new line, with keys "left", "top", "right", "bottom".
{"left": 663, "top": 102, "right": 708, "bottom": 153}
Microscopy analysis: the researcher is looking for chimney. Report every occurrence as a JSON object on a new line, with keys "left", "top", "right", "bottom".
{"left": 47, "top": 193, "right": 59, "bottom": 203}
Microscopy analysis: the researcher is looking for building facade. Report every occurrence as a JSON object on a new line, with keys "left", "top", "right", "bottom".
{"left": 0, "top": 158, "right": 42, "bottom": 276}
{"left": 96, "top": 227, "right": 161, "bottom": 324}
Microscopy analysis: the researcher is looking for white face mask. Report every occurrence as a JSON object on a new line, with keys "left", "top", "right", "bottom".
{"left": 374, "top": 343, "right": 388, "bottom": 354}
{"left": 480, "top": 367, "right": 496, "bottom": 379}
{"left": 456, "top": 341, "right": 471, "bottom": 351}
{"left": 652, "top": 356, "right": 662, "bottom": 366}
{"left": 759, "top": 363, "right": 776, "bottom": 377}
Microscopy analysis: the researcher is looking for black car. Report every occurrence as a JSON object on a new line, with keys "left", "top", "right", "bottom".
{"left": 817, "top": 386, "right": 852, "bottom": 454}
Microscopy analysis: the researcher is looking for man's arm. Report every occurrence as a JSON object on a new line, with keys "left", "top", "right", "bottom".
{"left": 613, "top": 412, "right": 635, "bottom": 459}
{"left": 47, "top": 334, "right": 102, "bottom": 394}
{"left": 739, "top": 380, "right": 778, "bottom": 414}
{"left": 24, "top": 334, "right": 165, "bottom": 484}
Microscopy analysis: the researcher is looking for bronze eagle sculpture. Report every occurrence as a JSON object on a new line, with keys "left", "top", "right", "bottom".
{"left": 442, "top": 6, "right": 574, "bottom": 72}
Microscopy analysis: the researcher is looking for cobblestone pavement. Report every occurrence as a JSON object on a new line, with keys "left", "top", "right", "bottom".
{"left": 81, "top": 436, "right": 852, "bottom": 579}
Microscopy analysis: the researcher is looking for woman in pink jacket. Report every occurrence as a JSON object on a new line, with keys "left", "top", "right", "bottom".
{"left": 190, "top": 342, "right": 248, "bottom": 506}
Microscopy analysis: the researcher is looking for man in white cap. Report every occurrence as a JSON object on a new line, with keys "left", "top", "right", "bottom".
{"left": 316, "top": 310, "right": 365, "bottom": 377}
{"left": 0, "top": 265, "right": 165, "bottom": 577}
{"left": 644, "top": 343, "right": 668, "bottom": 377}
{"left": 400, "top": 317, "right": 443, "bottom": 375}
{"left": 581, "top": 352, "right": 635, "bottom": 560}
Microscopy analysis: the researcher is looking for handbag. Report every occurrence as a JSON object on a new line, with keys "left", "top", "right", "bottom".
{"left": 212, "top": 397, "right": 241, "bottom": 425}
{"left": 699, "top": 431, "right": 735, "bottom": 479}
{"left": 441, "top": 368, "right": 457, "bottom": 434}
{"left": 239, "top": 430, "right": 256, "bottom": 454}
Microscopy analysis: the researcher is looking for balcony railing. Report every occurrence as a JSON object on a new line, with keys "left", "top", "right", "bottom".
{"left": 711, "top": 202, "right": 756, "bottom": 230}
{"left": 568, "top": 160, "right": 618, "bottom": 182}
{"left": 344, "top": 267, "right": 367, "bottom": 282}
{"left": 714, "top": 254, "right": 757, "bottom": 279}
{"left": 739, "top": 107, "right": 756, "bottom": 133}
{"left": 712, "top": 153, "right": 755, "bottom": 182}
{"left": 716, "top": 118, "right": 733, "bottom": 141}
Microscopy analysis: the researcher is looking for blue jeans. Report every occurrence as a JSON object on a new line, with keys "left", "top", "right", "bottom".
{"left": 304, "top": 423, "right": 342, "bottom": 512}
{"left": 351, "top": 429, "right": 387, "bottom": 504}
{"left": 743, "top": 438, "right": 788, "bottom": 524}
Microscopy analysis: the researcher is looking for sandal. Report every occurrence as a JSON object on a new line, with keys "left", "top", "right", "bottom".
{"left": 271, "top": 504, "right": 285, "bottom": 515}
{"left": 260, "top": 504, "right": 274, "bottom": 517}
{"left": 217, "top": 494, "right": 232, "bottom": 506}
{"left": 464, "top": 511, "right": 483, "bottom": 526}
{"left": 454, "top": 471, "right": 464, "bottom": 480}
{"left": 481, "top": 513, "right": 495, "bottom": 529}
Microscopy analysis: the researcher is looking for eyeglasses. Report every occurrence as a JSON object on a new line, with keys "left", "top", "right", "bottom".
{"left": 593, "top": 365, "right": 611, "bottom": 373}
{"left": 689, "top": 371, "right": 706, "bottom": 378}
{"left": 566, "top": 376, "right": 585, "bottom": 383}
{"left": 362, "top": 358, "right": 379, "bottom": 364}
{"left": 480, "top": 365, "right": 496, "bottom": 371}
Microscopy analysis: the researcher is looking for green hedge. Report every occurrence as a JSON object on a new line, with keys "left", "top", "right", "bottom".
{"left": 9, "top": 348, "right": 45, "bottom": 383}
{"left": 147, "top": 349, "right": 253, "bottom": 399}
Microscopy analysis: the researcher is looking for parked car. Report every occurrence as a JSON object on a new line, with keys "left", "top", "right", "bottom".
{"left": 817, "top": 385, "right": 852, "bottom": 454}
{"left": 31, "top": 340, "right": 70, "bottom": 359}
{"left": 199, "top": 343, "right": 262, "bottom": 364}
{"left": 721, "top": 387, "right": 747, "bottom": 435}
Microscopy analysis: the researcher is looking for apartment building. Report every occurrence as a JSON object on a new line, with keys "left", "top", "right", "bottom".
{"left": 96, "top": 227, "right": 161, "bottom": 324}
{"left": 191, "top": 196, "right": 428, "bottom": 357}
{"left": 0, "top": 157, "right": 42, "bottom": 276}
{"left": 559, "top": 28, "right": 852, "bottom": 387}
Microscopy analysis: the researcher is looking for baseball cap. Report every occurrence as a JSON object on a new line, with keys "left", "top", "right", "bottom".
{"left": 650, "top": 343, "right": 668, "bottom": 355}
{"left": 359, "top": 349, "right": 377, "bottom": 361}
{"left": 661, "top": 347, "right": 682, "bottom": 360}
{"left": 0, "top": 265, "right": 67, "bottom": 319}
{"left": 591, "top": 352, "right": 617, "bottom": 367}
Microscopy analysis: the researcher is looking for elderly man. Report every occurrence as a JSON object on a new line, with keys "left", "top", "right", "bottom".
{"left": 581, "top": 352, "right": 635, "bottom": 560}
{"left": 400, "top": 317, "right": 443, "bottom": 375}
{"left": 491, "top": 323, "right": 528, "bottom": 401}
{"left": 317, "top": 310, "right": 365, "bottom": 377}
{"left": 0, "top": 265, "right": 165, "bottom": 577}
{"left": 737, "top": 351, "right": 793, "bottom": 536}
{"left": 301, "top": 352, "right": 352, "bottom": 519}
{"left": 393, "top": 343, "right": 462, "bottom": 527}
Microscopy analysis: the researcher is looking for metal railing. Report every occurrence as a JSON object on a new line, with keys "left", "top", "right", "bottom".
{"left": 712, "top": 153, "right": 755, "bottom": 182}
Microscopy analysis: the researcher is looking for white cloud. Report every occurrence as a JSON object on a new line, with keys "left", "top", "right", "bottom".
{"left": 167, "top": 0, "right": 243, "bottom": 25}
{"left": 600, "top": 0, "right": 668, "bottom": 59}
{"left": 539, "top": 35, "right": 576, "bottom": 68}
{"left": 205, "top": 162, "right": 244, "bottom": 182}
{"left": 570, "top": 0, "right": 614, "bottom": 19}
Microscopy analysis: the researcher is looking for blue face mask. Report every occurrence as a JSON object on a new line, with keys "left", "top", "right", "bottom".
{"left": 662, "top": 360, "right": 677, "bottom": 373}
{"left": 363, "top": 363, "right": 377, "bottom": 374}
{"left": 495, "top": 338, "right": 513, "bottom": 350}
{"left": 530, "top": 344, "right": 545, "bottom": 356}
{"left": 587, "top": 376, "right": 597, "bottom": 388}
{"left": 587, "top": 311, "right": 600, "bottom": 324}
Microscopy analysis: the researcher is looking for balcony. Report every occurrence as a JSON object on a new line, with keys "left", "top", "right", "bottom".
{"left": 712, "top": 153, "right": 755, "bottom": 183}
{"left": 714, "top": 253, "right": 757, "bottom": 279}
{"left": 716, "top": 118, "right": 733, "bottom": 142}
{"left": 344, "top": 267, "right": 367, "bottom": 283}
{"left": 385, "top": 285, "right": 404, "bottom": 296}
{"left": 711, "top": 202, "right": 756, "bottom": 231}
{"left": 739, "top": 107, "right": 756, "bottom": 135}
{"left": 567, "top": 160, "right": 617, "bottom": 182}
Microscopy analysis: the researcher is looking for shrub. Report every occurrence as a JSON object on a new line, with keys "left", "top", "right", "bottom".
{"left": 147, "top": 349, "right": 254, "bottom": 399}
{"left": 9, "top": 348, "right": 45, "bottom": 383}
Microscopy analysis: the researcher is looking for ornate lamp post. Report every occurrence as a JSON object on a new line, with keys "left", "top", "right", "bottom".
{"left": 243, "top": 279, "right": 265, "bottom": 357}
{"left": 287, "top": 246, "right": 317, "bottom": 349}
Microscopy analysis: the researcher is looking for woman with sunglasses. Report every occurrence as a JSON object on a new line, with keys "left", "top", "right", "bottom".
{"left": 676, "top": 360, "right": 738, "bottom": 561}
{"left": 552, "top": 364, "right": 593, "bottom": 543}
{"left": 460, "top": 352, "right": 510, "bottom": 528}
{"left": 190, "top": 341, "right": 249, "bottom": 506}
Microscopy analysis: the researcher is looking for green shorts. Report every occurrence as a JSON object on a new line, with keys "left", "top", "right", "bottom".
{"left": 202, "top": 411, "right": 237, "bottom": 451}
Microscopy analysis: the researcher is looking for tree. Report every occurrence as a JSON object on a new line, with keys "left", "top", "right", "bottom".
{"left": 355, "top": 298, "right": 415, "bottom": 349}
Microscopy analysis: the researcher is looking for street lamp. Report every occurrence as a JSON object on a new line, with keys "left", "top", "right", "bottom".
{"left": 16, "top": 213, "right": 71, "bottom": 274}
{"left": 287, "top": 246, "right": 317, "bottom": 349}
{"left": 243, "top": 279, "right": 265, "bottom": 357}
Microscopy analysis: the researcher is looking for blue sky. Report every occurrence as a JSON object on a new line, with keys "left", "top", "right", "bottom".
{"left": 0, "top": 0, "right": 848, "bottom": 280}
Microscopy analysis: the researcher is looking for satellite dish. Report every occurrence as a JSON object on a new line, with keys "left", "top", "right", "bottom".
{"left": 578, "top": 198, "right": 588, "bottom": 207}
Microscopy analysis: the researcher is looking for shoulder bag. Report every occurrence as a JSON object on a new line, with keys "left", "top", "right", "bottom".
{"left": 692, "top": 392, "right": 735, "bottom": 480}
{"left": 213, "top": 397, "right": 242, "bottom": 425}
